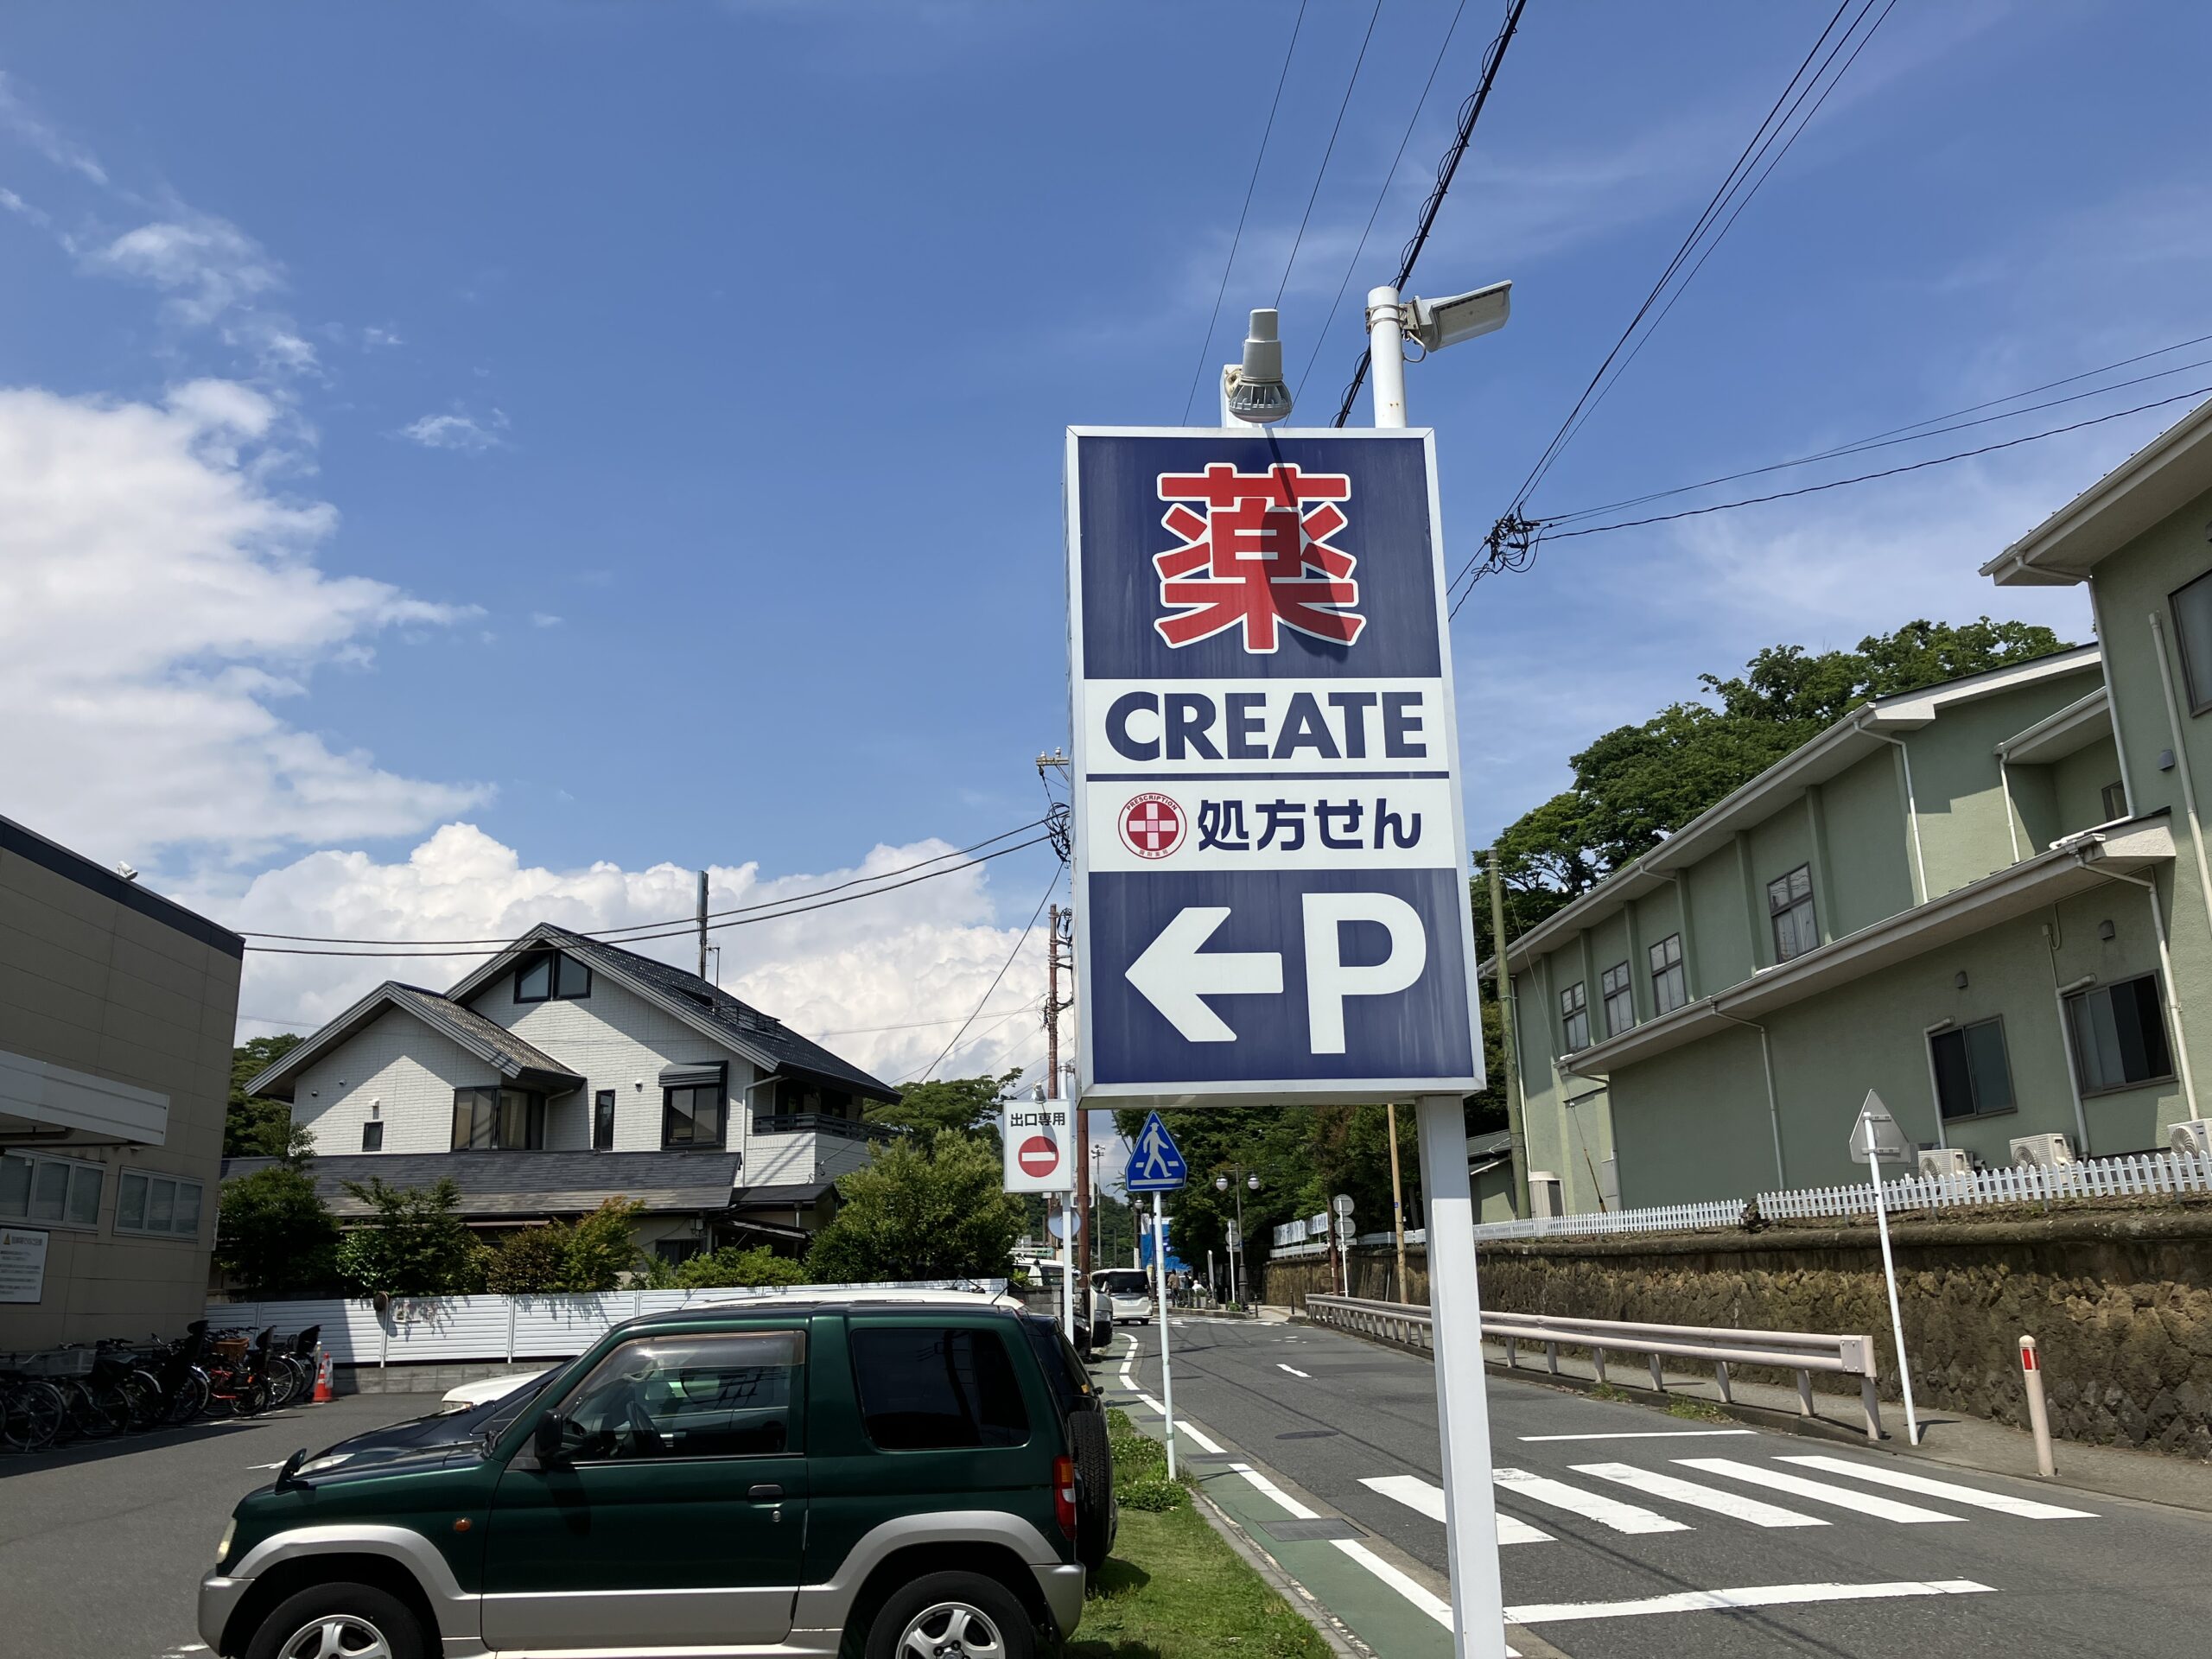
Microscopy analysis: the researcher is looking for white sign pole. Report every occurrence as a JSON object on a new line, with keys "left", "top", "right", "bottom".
{"left": 1152, "top": 1192, "right": 1178, "bottom": 1479}
{"left": 1059, "top": 1201, "right": 1077, "bottom": 1343}
{"left": 1867, "top": 1143, "right": 1920, "bottom": 1446}
{"left": 1416, "top": 1093, "right": 1509, "bottom": 1659}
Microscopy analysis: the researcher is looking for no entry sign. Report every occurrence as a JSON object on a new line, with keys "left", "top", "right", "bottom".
{"left": 1001, "top": 1101, "right": 1075, "bottom": 1193}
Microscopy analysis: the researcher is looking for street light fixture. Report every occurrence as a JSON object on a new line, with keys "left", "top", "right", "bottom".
{"left": 1212, "top": 1166, "right": 1261, "bottom": 1308}
{"left": 1221, "top": 308, "right": 1294, "bottom": 425}
{"left": 1365, "top": 279, "right": 1512, "bottom": 429}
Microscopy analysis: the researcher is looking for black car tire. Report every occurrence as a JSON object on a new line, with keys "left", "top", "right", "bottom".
{"left": 245, "top": 1580, "right": 429, "bottom": 1659}
{"left": 865, "top": 1570, "right": 1034, "bottom": 1659}
{"left": 1066, "top": 1408, "right": 1116, "bottom": 1573}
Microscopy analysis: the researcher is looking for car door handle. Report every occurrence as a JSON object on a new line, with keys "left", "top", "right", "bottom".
{"left": 748, "top": 1484, "right": 784, "bottom": 1500}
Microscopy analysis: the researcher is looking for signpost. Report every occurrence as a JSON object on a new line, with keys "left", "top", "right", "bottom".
{"left": 1005, "top": 1100, "right": 1078, "bottom": 1339}
{"left": 1067, "top": 426, "right": 1501, "bottom": 1654}
{"left": 1851, "top": 1090, "right": 1920, "bottom": 1446}
{"left": 1125, "top": 1109, "right": 1188, "bottom": 1476}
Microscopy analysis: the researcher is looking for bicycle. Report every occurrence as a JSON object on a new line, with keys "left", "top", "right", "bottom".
{"left": 0, "top": 1356, "right": 70, "bottom": 1452}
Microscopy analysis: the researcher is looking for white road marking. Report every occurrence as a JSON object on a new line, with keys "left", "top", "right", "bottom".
{"left": 1333, "top": 1538, "right": 1451, "bottom": 1626}
{"left": 1675, "top": 1459, "right": 1961, "bottom": 1523}
{"left": 1363, "top": 1474, "right": 1554, "bottom": 1544}
{"left": 1277, "top": 1363, "right": 1313, "bottom": 1378}
{"left": 1506, "top": 1578, "right": 1995, "bottom": 1625}
{"left": 1572, "top": 1463, "right": 1827, "bottom": 1529}
{"left": 1178, "top": 1419, "right": 1224, "bottom": 1454}
{"left": 1777, "top": 1455, "right": 2097, "bottom": 1519}
{"left": 1230, "top": 1461, "right": 1319, "bottom": 1519}
{"left": 1518, "top": 1429, "right": 1756, "bottom": 1442}
{"left": 1493, "top": 1467, "right": 1690, "bottom": 1535}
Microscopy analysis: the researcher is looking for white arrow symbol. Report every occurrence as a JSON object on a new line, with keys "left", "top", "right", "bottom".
{"left": 1126, "top": 906, "right": 1283, "bottom": 1042}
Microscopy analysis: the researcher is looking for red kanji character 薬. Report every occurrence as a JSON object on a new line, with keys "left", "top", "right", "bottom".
{"left": 1152, "top": 462, "right": 1363, "bottom": 653}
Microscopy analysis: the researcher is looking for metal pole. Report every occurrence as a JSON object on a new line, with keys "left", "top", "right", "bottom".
{"left": 1231, "top": 1178, "right": 1244, "bottom": 1308}
{"left": 1868, "top": 1144, "right": 1920, "bottom": 1446}
{"left": 1059, "top": 1198, "right": 1077, "bottom": 1344}
{"left": 1153, "top": 1192, "right": 1177, "bottom": 1478}
{"left": 2019, "top": 1336, "right": 2056, "bottom": 1478}
{"left": 1487, "top": 851, "right": 1530, "bottom": 1217}
{"left": 1366, "top": 287, "right": 1408, "bottom": 429}
{"left": 1388, "top": 1102, "right": 1410, "bottom": 1298}
{"left": 696, "top": 870, "right": 709, "bottom": 981}
{"left": 1416, "top": 1094, "right": 1508, "bottom": 1658}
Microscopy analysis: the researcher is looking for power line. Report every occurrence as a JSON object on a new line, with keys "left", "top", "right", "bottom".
{"left": 1179, "top": 1, "right": 1308, "bottom": 424}
{"left": 1274, "top": 0, "right": 1383, "bottom": 309}
{"left": 1295, "top": 0, "right": 1473, "bottom": 401}
{"left": 1331, "top": 0, "right": 1531, "bottom": 428}
{"left": 817, "top": 1000, "right": 1041, "bottom": 1039}
{"left": 915, "top": 866, "right": 1065, "bottom": 1084}
{"left": 244, "top": 835, "right": 1055, "bottom": 957}
{"left": 238, "top": 819, "right": 1045, "bottom": 946}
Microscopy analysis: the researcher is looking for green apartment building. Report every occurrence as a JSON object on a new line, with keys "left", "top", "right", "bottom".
{"left": 1497, "top": 397, "right": 2212, "bottom": 1215}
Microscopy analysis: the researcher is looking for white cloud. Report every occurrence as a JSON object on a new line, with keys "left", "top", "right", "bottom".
{"left": 529, "top": 612, "right": 563, "bottom": 629}
{"left": 85, "top": 212, "right": 319, "bottom": 376}
{"left": 200, "top": 823, "right": 1060, "bottom": 1088}
{"left": 362, "top": 327, "right": 404, "bottom": 350}
{"left": 0, "top": 379, "right": 488, "bottom": 867}
{"left": 0, "top": 70, "right": 108, "bottom": 185}
{"left": 400, "top": 409, "right": 509, "bottom": 453}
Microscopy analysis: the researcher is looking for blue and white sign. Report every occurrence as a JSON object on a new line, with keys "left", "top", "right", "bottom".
{"left": 1067, "top": 429, "right": 1484, "bottom": 1106}
{"left": 1124, "top": 1109, "right": 1188, "bottom": 1192}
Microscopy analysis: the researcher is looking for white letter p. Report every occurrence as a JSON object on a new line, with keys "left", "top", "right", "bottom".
{"left": 1301, "top": 892, "right": 1427, "bottom": 1055}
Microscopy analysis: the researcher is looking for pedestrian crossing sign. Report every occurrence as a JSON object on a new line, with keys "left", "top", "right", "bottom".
{"left": 1125, "top": 1110, "right": 1188, "bottom": 1192}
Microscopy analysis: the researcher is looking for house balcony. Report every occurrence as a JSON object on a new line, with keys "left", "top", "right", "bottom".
{"left": 747, "top": 1114, "right": 898, "bottom": 1185}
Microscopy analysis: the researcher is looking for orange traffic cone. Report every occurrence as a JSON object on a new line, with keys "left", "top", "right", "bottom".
{"left": 312, "top": 1347, "right": 335, "bottom": 1403}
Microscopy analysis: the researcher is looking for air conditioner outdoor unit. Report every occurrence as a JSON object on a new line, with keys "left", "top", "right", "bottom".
{"left": 2010, "top": 1133, "right": 2075, "bottom": 1170}
{"left": 2170, "top": 1120, "right": 2212, "bottom": 1160}
{"left": 1917, "top": 1147, "right": 1973, "bottom": 1179}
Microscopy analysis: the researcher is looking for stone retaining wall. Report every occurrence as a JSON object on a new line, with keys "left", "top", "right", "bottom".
{"left": 1262, "top": 1209, "right": 2212, "bottom": 1461}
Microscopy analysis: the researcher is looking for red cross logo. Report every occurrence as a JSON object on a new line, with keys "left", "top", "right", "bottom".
{"left": 1119, "top": 793, "right": 1185, "bottom": 859}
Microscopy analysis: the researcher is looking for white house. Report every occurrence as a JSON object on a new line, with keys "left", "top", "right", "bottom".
{"left": 232, "top": 923, "right": 899, "bottom": 1261}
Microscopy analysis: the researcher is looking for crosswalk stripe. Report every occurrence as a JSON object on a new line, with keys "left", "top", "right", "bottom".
{"left": 1362, "top": 1475, "right": 1554, "bottom": 1544}
{"left": 1505, "top": 1578, "right": 1995, "bottom": 1625}
{"left": 1777, "top": 1454, "right": 2097, "bottom": 1519}
{"left": 1493, "top": 1467, "right": 1690, "bottom": 1534}
{"left": 1571, "top": 1462, "right": 1827, "bottom": 1529}
{"left": 1675, "top": 1458, "right": 1962, "bottom": 1523}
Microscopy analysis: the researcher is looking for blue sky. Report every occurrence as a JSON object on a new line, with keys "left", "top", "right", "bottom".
{"left": 3, "top": 2, "right": 2207, "bottom": 1090}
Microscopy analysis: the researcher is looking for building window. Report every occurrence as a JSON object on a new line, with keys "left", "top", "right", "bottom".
{"left": 1600, "top": 962, "right": 1634, "bottom": 1038}
{"left": 515, "top": 950, "right": 592, "bottom": 1004}
{"left": 594, "top": 1090, "right": 617, "bottom": 1151}
{"left": 2171, "top": 569, "right": 2212, "bottom": 715}
{"left": 1929, "top": 1018, "right": 2016, "bottom": 1120}
{"left": 114, "top": 1170, "right": 202, "bottom": 1239}
{"left": 663, "top": 1084, "right": 728, "bottom": 1149}
{"left": 0, "top": 1152, "right": 104, "bottom": 1230}
{"left": 361, "top": 1121, "right": 385, "bottom": 1152}
{"left": 2101, "top": 782, "right": 2127, "bottom": 822}
{"left": 451, "top": 1087, "right": 547, "bottom": 1150}
{"left": 1649, "top": 933, "right": 1687, "bottom": 1014}
{"left": 1558, "top": 981, "right": 1589, "bottom": 1052}
{"left": 1768, "top": 865, "right": 1818, "bottom": 962}
{"left": 2066, "top": 975, "right": 2176, "bottom": 1094}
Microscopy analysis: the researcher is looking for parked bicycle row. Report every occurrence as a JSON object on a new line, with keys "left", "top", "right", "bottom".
{"left": 0, "top": 1320, "right": 326, "bottom": 1452}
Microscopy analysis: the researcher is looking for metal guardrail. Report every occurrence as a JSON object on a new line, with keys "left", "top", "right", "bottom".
{"left": 1304, "top": 1293, "right": 1884, "bottom": 1441}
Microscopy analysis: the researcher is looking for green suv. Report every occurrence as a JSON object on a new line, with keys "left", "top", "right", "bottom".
{"left": 201, "top": 1297, "right": 1103, "bottom": 1659}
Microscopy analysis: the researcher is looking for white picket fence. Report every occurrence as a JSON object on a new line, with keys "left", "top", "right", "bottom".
{"left": 1468, "top": 1147, "right": 2212, "bottom": 1244}
{"left": 206, "top": 1279, "right": 1009, "bottom": 1369}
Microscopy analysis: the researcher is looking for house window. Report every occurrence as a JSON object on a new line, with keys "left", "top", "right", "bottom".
{"left": 1768, "top": 865, "right": 1818, "bottom": 962}
{"left": 1649, "top": 933, "right": 1687, "bottom": 1014}
{"left": 451, "top": 1087, "right": 547, "bottom": 1150}
{"left": 2066, "top": 975, "right": 2176, "bottom": 1094}
{"left": 0, "top": 1152, "right": 103, "bottom": 1230}
{"left": 1558, "top": 981, "right": 1589, "bottom": 1052}
{"left": 594, "top": 1090, "right": 617, "bottom": 1151}
{"left": 515, "top": 950, "right": 592, "bottom": 1004}
{"left": 1600, "top": 962, "right": 1634, "bottom": 1039}
{"left": 663, "top": 1084, "right": 728, "bottom": 1149}
{"left": 2101, "top": 782, "right": 2127, "bottom": 822}
{"left": 361, "top": 1121, "right": 385, "bottom": 1152}
{"left": 2171, "top": 569, "right": 2212, "bottom": 715}
{"left": 1929, "top": 1018, "right": 2016, "bottom": 1120}
{"left": 114, "top": 1170, "right": 202, "bottom": 1239}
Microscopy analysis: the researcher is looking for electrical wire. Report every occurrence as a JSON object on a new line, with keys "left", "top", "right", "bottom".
{"left": 1274, "top": 0, "right": 1383, "bottom": 309}
{"left": 1179, "top": 1, "right": 1308, "bottom": 424}
{"left": 1330, "top": 0, "right": 1530, "bottom": 428}
{"left": 914, "top": 867, "right": 1065, "bottom": 1084}
{"left": 817, "top": 1000, "right": 1041, "bottom": 1039}
{"left": 243, "top": 835, "right": 1056, "bottom": 956}
{"left": 238, "top": 819, "right": 1046, "bottom": 946}
{"left": 1295, "top": 0, "right": 1472, "bottom": 401}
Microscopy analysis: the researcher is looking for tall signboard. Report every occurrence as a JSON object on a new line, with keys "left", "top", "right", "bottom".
{"left": 1065, "top": 429, "right": 1483, "bottom": 1105}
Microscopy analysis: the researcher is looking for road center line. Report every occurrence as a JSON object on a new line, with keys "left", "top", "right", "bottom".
{"left": 1518, "top": 1429, "right": 1756, "bottom": 1442}
{"left": 1505, "top": 1579, "right": 1995, "bottom": 1625}
{"left": 1278, "top": 1363, "right": 1313, "bottom": 1378}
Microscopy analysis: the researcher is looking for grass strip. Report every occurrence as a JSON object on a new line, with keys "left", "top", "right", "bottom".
{"left": 1071, "top": 1500, "right": 1333, "bottom": 1659}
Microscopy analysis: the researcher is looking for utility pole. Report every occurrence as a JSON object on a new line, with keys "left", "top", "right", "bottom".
{"left": 696, "top": 870, "right": 709, "bottom": 982}
{"left": 1486, "top": 849, "right": 1531, "bottom": 1219}
{"left": 1388, "top": 1101, "right": 1410, "bottom": 1299}
{"left": 1038, "top": 749, "right": 1082, "bottom": 1289}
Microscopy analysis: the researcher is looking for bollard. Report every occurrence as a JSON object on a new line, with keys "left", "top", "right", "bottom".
{"left": 2019, "top": 1335, "right": 2056, "bottom": 1478}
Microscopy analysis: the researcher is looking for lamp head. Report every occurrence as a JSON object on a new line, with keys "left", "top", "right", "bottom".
{"left": 1247, "top": 1173, "right": 1261, "bottom": 1191}
{"left": 1214, "top": 1174, "right": 1228, "bottom": 1192}
{"left": 1224, "top": 308, "right": 1294, "bottom": 424}
{"left": 1408, "top": 280, "right": 1511, "bottom": 352}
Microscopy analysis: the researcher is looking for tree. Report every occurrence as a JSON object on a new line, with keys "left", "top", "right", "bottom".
{"left": 805, "top": 1135, "right": 1027, "bottom": 1283}
{"left": 477, "top": 1200, "right": 646, "bottom": 1294}
{"left": 215, "top": 1162, "right": 340, "bottom": 1297}
{"left": 865, "top": 1070, "right": 1021, "bottom": 1148}
{"left": 335, "top": 1176, "right": 484, "bottom": 1297}
{"left": 227, "top": 1033, "right": 302, "bottom": 1158}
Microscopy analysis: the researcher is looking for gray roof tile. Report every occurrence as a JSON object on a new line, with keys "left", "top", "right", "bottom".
{"left": 223, "top": 1150, "right": 743, "bottom": 1218}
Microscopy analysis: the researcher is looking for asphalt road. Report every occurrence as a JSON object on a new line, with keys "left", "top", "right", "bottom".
{"left": 0, "top": 1391, "right": 422, "bottom": 1659}
{"left": 1122, "top": 1315, "right": 2212, "bottom": 1659}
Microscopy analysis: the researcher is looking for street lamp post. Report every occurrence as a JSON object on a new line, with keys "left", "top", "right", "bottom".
{"left": 1212, "top": 1168, "right": 1260, "bottom": 1308}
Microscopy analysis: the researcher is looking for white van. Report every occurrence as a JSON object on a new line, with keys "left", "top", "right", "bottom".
{"left": 1092, "top": 1267, "right": 1154, "bottom": 1325}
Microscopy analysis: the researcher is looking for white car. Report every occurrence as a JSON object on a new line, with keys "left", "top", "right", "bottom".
{"left": 1091, "top": 1268, "right": 1154, "bottom": 1325}
{"left": 437, "top": 1370, "right": 549, "bottom": 1412}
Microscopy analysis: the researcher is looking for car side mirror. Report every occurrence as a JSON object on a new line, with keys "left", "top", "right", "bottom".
{"left": 533, "top": 1411, "right": 569, "bottom": 1465}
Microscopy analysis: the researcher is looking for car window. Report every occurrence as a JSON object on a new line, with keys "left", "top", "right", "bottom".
{"left": 556, "top": 1331, "right": 804, "bottom": 1461}
{"left": 850, "top": 1325, "right": 1029, "bottom": 1450}
{"left": 1099, "top": 1270, "right": 1149, "bottom": 1298}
